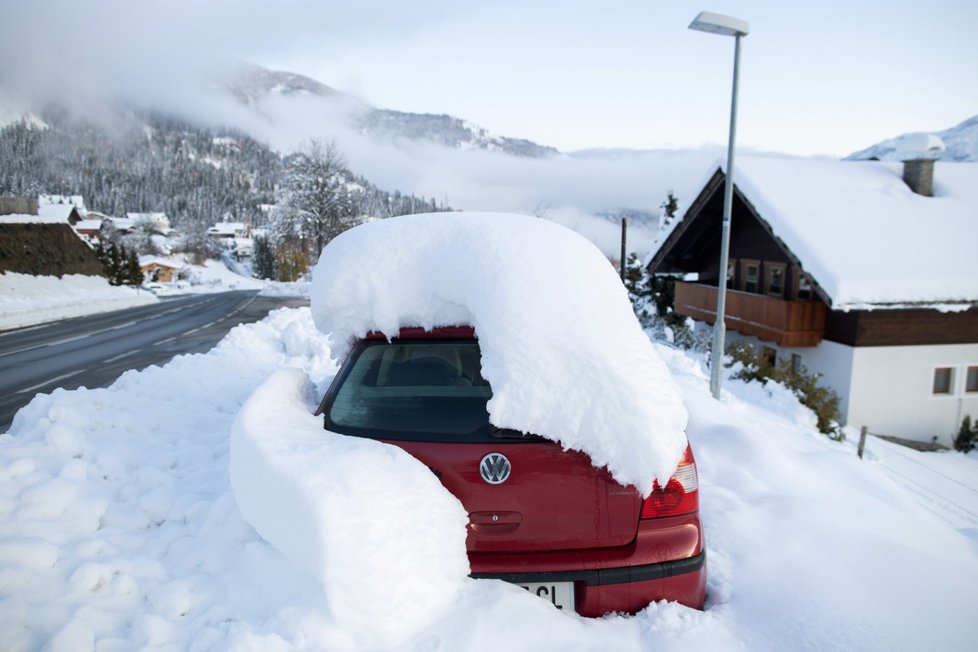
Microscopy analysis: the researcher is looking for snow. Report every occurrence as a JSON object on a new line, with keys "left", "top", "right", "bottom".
{"left": 207, "top": 222, "right": 248, "bottom": 237}
{"left": 73, "top": 219, "right": 103, "bottom": 231}
{"left": 0, "top": 272, "right": 157, "bottom": 330}
{"left": 231, "top": 367, "right": 470, "bottom": 647}
{"left": 37, "top": 203, "right": 77, "bottom": 222}
{"left": 889, "top": 133, "right": 946, "bottom": 158}
{"left": 311, "top": 212, "right": 689, "bottom": 492}
{"left": 715, "top": 157, "right": 978, "bottom": 309}
{"left": 0, "top": 213, "right": 68, "bottom": 225}
{"left": 0, "top": 257, "right": 305, "bottom": 330}
{"left": 2, "top": 306, "right": 977, "bottom": 650}
{"left": 38, "top": 195, "right": 85, "bottom": 211}
{"left": 138, "top": 255, "right": 182, "bottom": 269}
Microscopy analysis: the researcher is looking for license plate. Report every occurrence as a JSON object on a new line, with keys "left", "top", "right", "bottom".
{"left": 516, "top": 581, "right": 574, "bottom": 611}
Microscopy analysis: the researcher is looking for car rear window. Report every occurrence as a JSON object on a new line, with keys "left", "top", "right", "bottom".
{"left": 323, "top": 339, "right": 494, "bottom": 441}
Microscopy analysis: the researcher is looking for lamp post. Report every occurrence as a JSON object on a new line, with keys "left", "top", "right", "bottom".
{"left": 688, "top": 11, "right": 749, "bottom": 400}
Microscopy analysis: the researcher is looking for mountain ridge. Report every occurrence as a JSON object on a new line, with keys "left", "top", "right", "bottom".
{"left": 224, "top": 64, "right": 559, "bottom": 158}
{"left": 846, "top": 114, "right": 978, "bottom": 162}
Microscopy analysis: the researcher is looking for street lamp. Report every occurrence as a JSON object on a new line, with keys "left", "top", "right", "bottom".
{"left": 688, "top": 11, "right": 749, "bottom": 400}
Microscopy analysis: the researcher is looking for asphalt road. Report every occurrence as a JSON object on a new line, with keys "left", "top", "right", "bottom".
{"left": 0, "top": 291, "right": 309, "bottom": 432}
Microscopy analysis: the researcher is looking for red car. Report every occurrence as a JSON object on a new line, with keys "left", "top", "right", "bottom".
{"left": 317, "top": 326, "right": 705, "bottom": 616}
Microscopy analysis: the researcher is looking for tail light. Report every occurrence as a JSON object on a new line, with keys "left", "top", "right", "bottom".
{"left": 641, "top": 445, "right": 698, "bottom": 519}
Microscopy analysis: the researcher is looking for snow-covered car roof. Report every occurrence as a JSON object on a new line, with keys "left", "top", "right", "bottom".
{"left": 311, "top": 211, "right": 688, "bottom": 491}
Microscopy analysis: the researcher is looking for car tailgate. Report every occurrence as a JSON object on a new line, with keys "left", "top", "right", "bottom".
{"left": 391, "top": 440, "right": 643, "bottom": 552}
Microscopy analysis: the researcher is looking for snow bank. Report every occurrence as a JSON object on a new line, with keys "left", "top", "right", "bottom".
{"left": 230, "top": 367, "right": 469, "bottom": 647}
{"left": 311, "top": 212, "right": 688, "bottom": 491}
{"left": 661, "top": 346, "right": 978, "bottom": 650}
{"left": 258, "top": 280, "right": 311, "bottom": 297}
{"left": 0, "top": 272, "right": 158, "bottom": 330}
{"left": 0, "top": 308, "right": 337, "bottom": 650}
{"left": 2, "top": 306, "right": 978, "bottom": 649}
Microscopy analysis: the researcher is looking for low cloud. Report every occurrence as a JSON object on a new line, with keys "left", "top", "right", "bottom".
{"left": 231, "top": 92, "right": 725, "bottom": 255}
{"left": 1, "top": 1, "right": 728, "bottom": 256}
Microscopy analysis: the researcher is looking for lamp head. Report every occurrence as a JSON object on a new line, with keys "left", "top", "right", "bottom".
{"left": 689, "top": 11, "right": 749, "bottom": 37}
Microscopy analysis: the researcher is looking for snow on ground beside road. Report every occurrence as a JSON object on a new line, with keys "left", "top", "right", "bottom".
{"left": 312, "top": 212, "right": 688, "bottom": 492}
{"left": 1, "top": 306, "right": 977, "bottom": 650}
{"left": 145, "top": 257, "right": 309, "bottom": 298}
{"left": 0, "top": 272, "right": 158, "bottom": 331}
{"left": 0, "top": 258, "right": 308, "bottom": 331}
{"left": 861, "top": 435, "right": 978, "bottom": 536}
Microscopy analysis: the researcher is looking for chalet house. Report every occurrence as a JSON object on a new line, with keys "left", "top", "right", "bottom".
{"left": 138, "top": 256, "right": 183, "bottom": 283}
{"left": 648, "top": 156, "right": 978, "bottom": 446}
{"left": 0, "top": 201, "right": 83, "bottom": 226}
{"left": 37, "top": 196, "right": 85, "bottom": 226}
{"left": 127, "top": 213, "right": 172, "bottom": 234}
{"left": 207, "top": 221, "right": 250, "bottom": 239}
{"left": 73, "top": 219, "right": 104, "bottom": 242}
{"left": 0, "top": 197, "right": 104, "bottom": 277}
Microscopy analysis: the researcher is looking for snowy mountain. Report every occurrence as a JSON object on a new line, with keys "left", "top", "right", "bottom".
{"left": 359, "top": 109, "right": 558, "bottom": 158}
{"left": 224, "top": 62, "right": 342, "bottom": 107}
{"left": 225, "top": 64, "right": 558, "bottom": 158}
{"left": 0, "top": 113, "right": 447, "bottom": 229}
{"left": 847, "top": 114, "right": 978, "bottom": 162}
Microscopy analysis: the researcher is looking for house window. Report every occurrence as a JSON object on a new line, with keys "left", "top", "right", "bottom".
{"left": 740, "top": 260, "right": 760, "bottom": 293}
{"left": 796, "top": 276, "right": 812, "bottom": 300}
{"left": 766, "top": 264, "right": 786, "bottom": 297}
{"left": 932, "top": 367, "right": 954, "bottom": 395}
{"left": 966, "top": 366, "right": 978, "bottom": 394}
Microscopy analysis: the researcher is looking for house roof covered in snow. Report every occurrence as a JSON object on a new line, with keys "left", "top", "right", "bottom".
{"left": 38, "top": 195, "right": 86, "bottom": 212}
{"left": 138, "top": 256, "right": 182, "bottom": 269}
{"left": 208, "top": 222, "right": 248, "bottom": 236}
{"left": 0, "top": 213, "right": 65, "bottom": 225}
{"left": 652, "top": 157, "right": 978, "bottom": 310}
{"left": 74, "top": 219, "right": 103, "bottom": 231}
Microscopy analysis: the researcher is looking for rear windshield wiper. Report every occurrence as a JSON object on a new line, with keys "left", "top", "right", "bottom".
{"left": 488, "top": 425, "right": 548, "bottom": 441}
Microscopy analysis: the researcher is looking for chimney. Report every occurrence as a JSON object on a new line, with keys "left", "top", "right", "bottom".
{"left": 902, "top": 158, "right": 935, "bottom": 197}
{"left": 893, "top": 133, "right": 945, "bottom": 197}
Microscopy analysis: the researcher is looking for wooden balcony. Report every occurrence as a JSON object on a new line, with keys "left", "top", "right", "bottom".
{"left": 674, "top": 281, "right": 827, "bottom": 348}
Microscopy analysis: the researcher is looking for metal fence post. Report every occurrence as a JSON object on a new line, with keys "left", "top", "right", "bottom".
{"left": 857, "top": 426, "right": 868, "bottom": 459}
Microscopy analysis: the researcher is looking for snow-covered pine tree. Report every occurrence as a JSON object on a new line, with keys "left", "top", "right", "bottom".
{"left": 659, "top": 190, "right": 679, "bottom": 232}
{"left": 272, "top": 139, "right": 357, "bottom": 261}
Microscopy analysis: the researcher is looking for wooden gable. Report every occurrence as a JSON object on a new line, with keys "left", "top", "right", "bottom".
{"left": 647, "top": 167, "right": 978, "bottom": 348}
{"left": 649, "top": 168, "right": 829, "bottom": 304}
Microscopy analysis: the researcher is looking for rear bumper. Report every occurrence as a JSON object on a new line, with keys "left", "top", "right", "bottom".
{"left": 471, "top": 552, "right": 705, "bottom": 616}
{"left": 467, "top": 513, "right": 707, "bottom": 616}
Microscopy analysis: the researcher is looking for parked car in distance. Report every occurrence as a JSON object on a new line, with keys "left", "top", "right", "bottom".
{"left": 316, "top": 325, "right": 706, "bottom": 616}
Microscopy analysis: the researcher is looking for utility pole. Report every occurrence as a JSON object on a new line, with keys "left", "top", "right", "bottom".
{"left": 620, "top": 217, "right": 628, "bottom": 282}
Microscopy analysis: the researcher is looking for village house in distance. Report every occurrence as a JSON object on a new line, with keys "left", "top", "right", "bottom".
{"left": 648, "top": 147, "right": 978, "bottom": 446}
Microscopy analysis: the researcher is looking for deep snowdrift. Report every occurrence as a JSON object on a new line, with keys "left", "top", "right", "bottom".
{"left": 311, "top": 212, "right": 688, "bottom": 491}
{"left": 1, "top": 307, "right": 977, "bottom": 650}
{"left": 230, "top": 367, "right": 469, "bottom": 647}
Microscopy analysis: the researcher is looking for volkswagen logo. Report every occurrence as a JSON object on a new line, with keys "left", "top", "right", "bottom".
{"left": 479, "top": 452, "right": 511, "bottom": 485}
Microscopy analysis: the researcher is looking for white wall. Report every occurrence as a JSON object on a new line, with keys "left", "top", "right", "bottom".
{"left": 727, "top": 334, "right": 857, "bottom": 421}
{"left": 781, "top": 340, "right": 856, "bottom": 421}
{"left": 846, "top": 344, "right": 978, "bottom": 446}
{"left": 726, "top": 333, "right": 978, "bottom": 446}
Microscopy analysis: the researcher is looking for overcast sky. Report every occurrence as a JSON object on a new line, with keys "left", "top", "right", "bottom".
{"left": 3, "top": 0, "right": 976, "bottom": 157}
